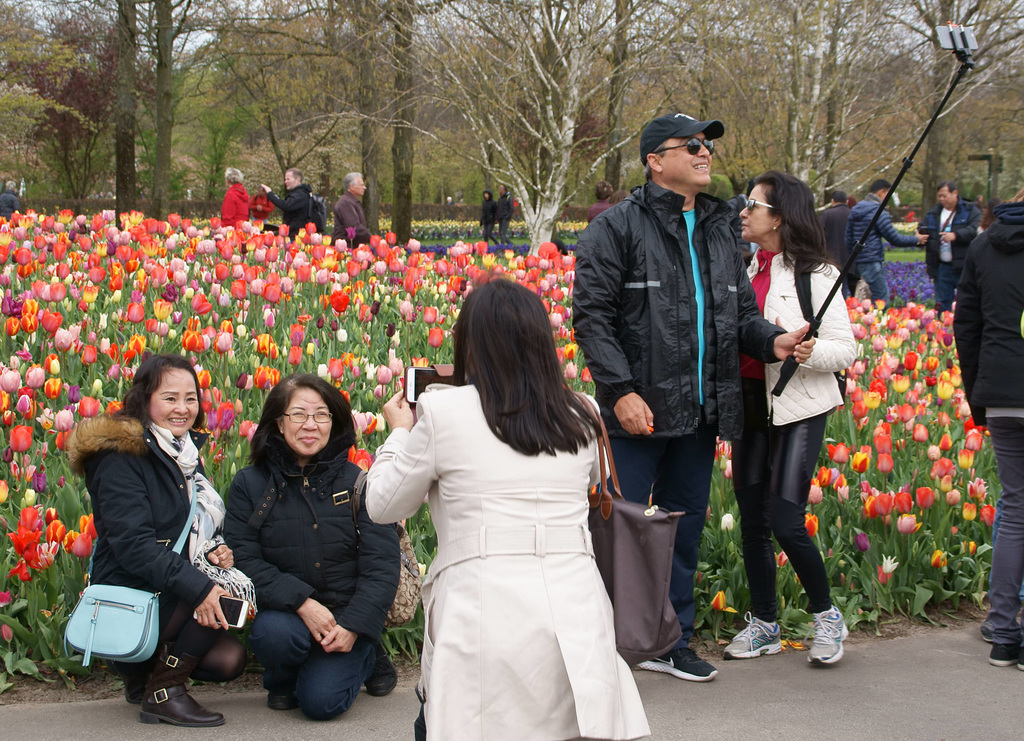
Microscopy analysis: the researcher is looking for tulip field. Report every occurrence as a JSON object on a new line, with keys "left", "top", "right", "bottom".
{"left": 0, "top": 210, "right": 999, "bottom": 691}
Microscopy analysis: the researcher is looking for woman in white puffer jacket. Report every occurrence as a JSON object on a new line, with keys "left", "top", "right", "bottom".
{"left": 723, "top": 171, "right": 856, "bottom": 668}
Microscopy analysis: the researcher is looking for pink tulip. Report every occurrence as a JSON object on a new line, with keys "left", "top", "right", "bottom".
{"left": 25, "top": 365, "right": 45, "bottom": 389}
{"left": 896, "top": 514, "right": 917, "bottom": 535}
{"left": 0, "top": 369, "right": 20, "bottom": 393}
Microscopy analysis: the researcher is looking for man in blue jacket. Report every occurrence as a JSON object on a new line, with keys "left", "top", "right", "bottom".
{"left": 845, "top": 179, "right": 927, "bottom": 306}
{"left": 920, "top": 180, "right": 981, "bottom": 312}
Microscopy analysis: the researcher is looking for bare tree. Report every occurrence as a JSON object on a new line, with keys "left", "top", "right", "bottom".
{"left": 421, "top": 0, "right": 672, "bottom": 248}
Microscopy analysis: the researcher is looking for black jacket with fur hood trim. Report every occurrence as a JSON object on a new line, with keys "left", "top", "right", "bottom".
{"left": 66, "top": 415, "right": 215, "bottom": 609}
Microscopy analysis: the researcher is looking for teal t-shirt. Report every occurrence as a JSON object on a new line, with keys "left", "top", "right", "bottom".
{"left": 682, "top": 209, "right": 705, "bottom": 405}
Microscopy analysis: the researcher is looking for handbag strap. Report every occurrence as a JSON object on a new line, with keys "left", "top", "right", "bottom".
{"left": 576, "top": 394, "right": 624, "bottom": 521}
{"left": 87, "top": 486, "right": 197, "bottom": 581}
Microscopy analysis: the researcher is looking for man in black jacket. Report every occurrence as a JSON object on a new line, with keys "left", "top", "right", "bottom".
{"left": 575, "top": 113, "right": 814, "bottom": 683}
{"left": 261, "top": 168, "right": 313, "bottom": 236}
{"left": 920, "top": 180, "right": 981, "bottom": 312}
{"left": 495, "top": 184, "right": 513, "bottom": 243}
{"left": 819, "top": 190, "right": 853, "bottom": 296}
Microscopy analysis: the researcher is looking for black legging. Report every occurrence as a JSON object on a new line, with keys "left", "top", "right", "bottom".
{"left": 731, "top": 377, "right": 832, "bottom": 622}
{"left": 160, "top": 600, "right": 247, "bottom": 681}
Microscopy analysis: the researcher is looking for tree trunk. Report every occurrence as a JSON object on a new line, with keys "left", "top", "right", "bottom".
{"left": 115, "top": 0, "right": 137, "bottom": 215}
{"left": 152, "top": 0, "right": 174, "bottom": 218}
{"left": 390, "top": 0, "right": 416, "bottom": 245}
{"left": 354, "top": 0, "right": 381, "bottom": 234}
{"left": 603, "top": 0, "right": 629, "bottom": 190}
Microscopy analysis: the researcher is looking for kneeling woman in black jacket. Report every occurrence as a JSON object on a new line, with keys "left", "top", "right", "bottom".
{"left": 67, "top": 354, "right": 249, "bottom": 727}
{"left": 225, "top": 374, "right": 399, "bottom": 719}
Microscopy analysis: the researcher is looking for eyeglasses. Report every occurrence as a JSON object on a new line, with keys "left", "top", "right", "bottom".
{"left": 745, "top": 198, "right": 776, "bottom": 212}
{"left": 654, "top": 137, "right": 715, "bottom": 156}
{"left": 282, "top": 411, "right": 333, "bottom": 424}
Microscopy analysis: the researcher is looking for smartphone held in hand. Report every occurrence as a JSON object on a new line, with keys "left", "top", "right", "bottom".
{"left": 194, "top": 596, "right": 250, "bottom": 629}
{"left": 404, "top": 364, "right": 456, "bottom": 404}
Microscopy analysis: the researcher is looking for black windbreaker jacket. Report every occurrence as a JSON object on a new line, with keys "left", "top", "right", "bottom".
{"left": 574, "top": 181, "right": 783, "bottom": 441}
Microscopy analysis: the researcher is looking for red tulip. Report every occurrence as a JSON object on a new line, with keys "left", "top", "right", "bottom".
{"left": 894, "top": 490, "right": 913, "bottom": 515}
{"left": 980, "top": 504, "right": 996, "bottom": 527}
{"left": 876, "top": 453, "right": 894, "bottom": 474}
{"left": 78, "top": 396, "right": 101, "bottom": 418}
{"left": 10, "top": 424, "right": 33, "bottom": 452}
{"left": 915, "top": 486, "right": 935, "bottom": 510}
{"left": 427, "top": 327, "right": 444, "bottom": 348}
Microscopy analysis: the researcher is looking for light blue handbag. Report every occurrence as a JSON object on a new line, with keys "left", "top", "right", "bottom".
{"left": 64, "top": 494, "right": 196, "bottom": 667}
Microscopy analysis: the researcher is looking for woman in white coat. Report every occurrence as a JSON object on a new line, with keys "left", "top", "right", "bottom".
{"left": 366, "top": 279, "right": 649, "bottom": 741}
{"left": 723, "top": 171, "right": 857, "bottom": 666}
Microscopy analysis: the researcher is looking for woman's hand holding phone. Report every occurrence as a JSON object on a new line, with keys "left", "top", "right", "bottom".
{"left": 384, "top": 390, "right": 415, "bottom": 432}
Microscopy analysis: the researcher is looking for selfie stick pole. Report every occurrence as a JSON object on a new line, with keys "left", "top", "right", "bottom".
{"left": 772, "top": 26, "right": 977, "bottom": 397}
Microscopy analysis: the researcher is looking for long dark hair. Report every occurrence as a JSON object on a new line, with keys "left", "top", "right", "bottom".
{"left": 116, "top": 353, "right": 206, "bottom": 429}
{"left": 754, "top": 170, "right": 832, "bottom": 275}
{"left": 249, "top": 374, "right": 356, "bottom": 467}
{"left": 452, "top": 279, "right": 593, "bottom": 456}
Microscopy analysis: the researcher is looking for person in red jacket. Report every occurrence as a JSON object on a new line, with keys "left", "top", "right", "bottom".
{"left": 221, "top": 168, "right": 250, "bottom": 228}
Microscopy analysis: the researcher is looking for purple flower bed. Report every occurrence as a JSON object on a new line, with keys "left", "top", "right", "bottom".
{"left": 886, "top": 260, "right": 934, "bottom": 305}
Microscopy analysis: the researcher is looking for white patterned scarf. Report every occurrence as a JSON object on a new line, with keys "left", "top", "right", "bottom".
{"left": 149, "top": 424, "right": 257, "bottom": 609}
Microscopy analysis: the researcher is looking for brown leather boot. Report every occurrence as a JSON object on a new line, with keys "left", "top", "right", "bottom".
{"left": 112, "top": 657, "right": 155, "bottom": 704}
{"left": 139, "top": 644, "right": 225, "bottom": 727}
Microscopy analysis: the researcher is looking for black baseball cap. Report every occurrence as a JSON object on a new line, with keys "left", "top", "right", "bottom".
{"left": 640, "top": 114, "right": 725, "bottom": 164}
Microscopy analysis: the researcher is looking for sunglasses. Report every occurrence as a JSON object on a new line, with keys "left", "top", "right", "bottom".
{"left": 655, "top": 137, "right": 715, "bottom": 156}
{"left": 745, "top": 198, "right": 776, "bottom": 212}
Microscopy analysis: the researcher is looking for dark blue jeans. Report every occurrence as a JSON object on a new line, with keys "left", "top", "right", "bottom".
{"left": 987, "top": 417, "right": 1024, "bottom": 646}
{"left": 610, "top": 427, "right": 717, "bottom": 647}
{"left": 249, "top": 609, "right": 375, "bottom": 720}
{"left": 857, "top": 260, "right": 889, "bottom": 306}
{"left": 935, "top": 262, "right": 961, "bottom": 313}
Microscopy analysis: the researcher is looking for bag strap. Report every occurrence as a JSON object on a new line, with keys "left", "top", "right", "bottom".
{"left": 87, "top": 484, "right": 197, "bottom": 581}
{"left": 795, "top": 271, "right": 814, "bottom": 324}
{"left": 576, "top": 394, "right": 624, "bottom": 521}
{"left": 350, "top": 469, "right": 366, "bottom": 547}
{"left": 248, "top": 477, "right": 280, "bottom": 529}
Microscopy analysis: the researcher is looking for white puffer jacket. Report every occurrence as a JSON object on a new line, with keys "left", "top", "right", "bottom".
{"left": 748, "top": 256, "right": 857, "bottom": 425}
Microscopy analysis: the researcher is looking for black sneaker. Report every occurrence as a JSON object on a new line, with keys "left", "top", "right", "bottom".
{"left": 365, "top": 647, "right": 398, "bottom": 697}
{"left": 989, "top": 642, "right": 1020, "bottom": 667}
{"left": 980, "top": 619, "right": 994, "bottom": 643}
{"left": 636, "top": 646, "right": 718, "bottom": 682}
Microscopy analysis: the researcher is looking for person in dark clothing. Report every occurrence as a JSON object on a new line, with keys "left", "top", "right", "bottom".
{"left": 332, "top": 172, "right": 372, "bottom": 249}
{"left": 260, "top": 168, "right": 313, "bottom": 236}
{"left": 66, "top": 354, "right": 248, "bottom": 727}
{"left": 480, "top": 189, "right": 498, "bottom": 244}
{"left": 225, "top": 374, "right": 399, "bottom": 720}
{"left": 845, "top": 178, "right": 926, "bottom": 307}
{"left": 0, "top": 180, "right": 20, "bottom": 218}
{"left": 819, "top": 190, "right": 853, "bottom": 297}
{"left": 587, "top": 181, "right": 613, "bottom": 222}
{"left": 727, "top": 180, "right": 755, "bottom": 264}
{"left": 496, "top": 184, "right": 514, "bottom": 243}
{"left": 574, "top": 112, "right": 814, "bottom": 684}
{"left": 954, "top": 188, "right": 1024, "bottom": 670}
{"left": 920, "top": 180, "right": 981, "bottom": 312}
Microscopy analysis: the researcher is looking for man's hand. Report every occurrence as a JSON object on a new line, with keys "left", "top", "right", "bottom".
{"left": 916, "top": 231, "right": 929, "bottom": 245}
{"left": 772, "top": 321, "right": 816, "bottom": 363}
{"left": 941, "top": 232, "right": 956, "bottom": 243}
{"left": 259, "top": 184, "right": 271, "bottom": 195}
{"left": 613, "top": 392, "right": 654, "bottom": 435}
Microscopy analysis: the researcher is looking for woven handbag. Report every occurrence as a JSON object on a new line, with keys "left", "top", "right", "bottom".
{"left": 584, "top": 402, "right": 683, "bottom": 666}
{"left": 353, "top": 471, "right": 422, "bottom": 628}
{"left": 65, "top": 494, "right": 196, "bottom": 667}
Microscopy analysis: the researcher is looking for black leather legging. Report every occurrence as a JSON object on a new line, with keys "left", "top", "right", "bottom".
{"left": 731, "top": 377, "right": 832, "bottom": 622}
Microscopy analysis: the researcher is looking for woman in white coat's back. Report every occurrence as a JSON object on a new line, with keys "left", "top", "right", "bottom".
{"left": 366, "top": 279, "right": 649, "bottom": 741}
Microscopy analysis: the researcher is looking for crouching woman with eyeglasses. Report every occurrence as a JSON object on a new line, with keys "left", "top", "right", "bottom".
{"left": 224, "top": 374, "right": 399, "bottom": 720}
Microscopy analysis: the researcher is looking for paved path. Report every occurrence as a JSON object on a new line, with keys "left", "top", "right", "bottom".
{"left": 0, "top": 621, "right": 1019, "bottom": 740}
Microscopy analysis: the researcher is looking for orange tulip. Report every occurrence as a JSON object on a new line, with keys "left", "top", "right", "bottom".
{"left": 962, "top": 502, "right": 977, "bottom": 521}
{"left": 43, "top": 377, "right": 61, "bottom": 400}
{"left": 930, "top": 549, "right": 947, "bottom": 568}
{"left": 851, "top": 451, "right": 870, "bottom": 473}
{"left": 957, "top": 449, "right": 975, "bottom": 469}
{"left": 804, "top": 513, "right": 819, "bottom": 538}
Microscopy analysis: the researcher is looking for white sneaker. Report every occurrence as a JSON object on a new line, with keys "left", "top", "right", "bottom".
{"left": 809, "top": 606, "right": 848, "bottom": 665}
{"left": 724, "top": 613, "right": 782, "bottom": 660}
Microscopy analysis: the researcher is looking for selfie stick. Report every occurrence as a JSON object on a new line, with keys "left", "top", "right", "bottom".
{"left": 772, "top": 24, "right": 978, "bottom": 397}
